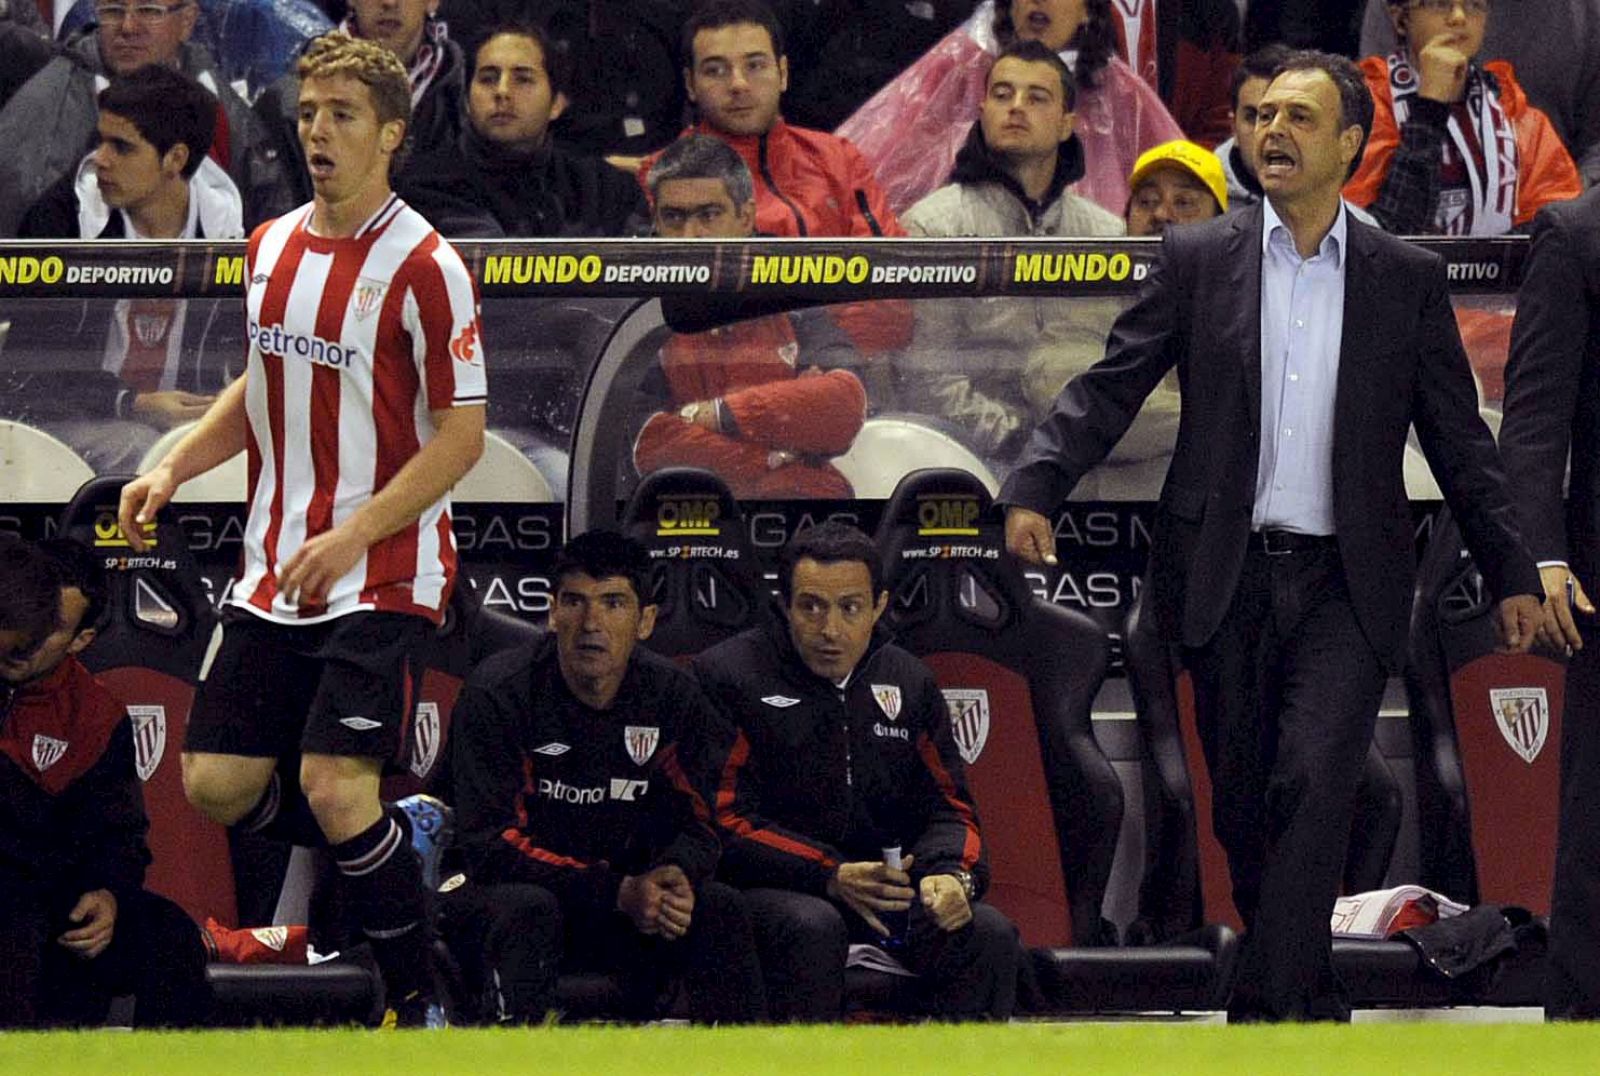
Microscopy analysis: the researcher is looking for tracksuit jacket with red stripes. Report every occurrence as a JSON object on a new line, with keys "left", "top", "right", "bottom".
{"left": 449, "top": 636, "right": 722, "bottom": 916}
{"left": 693, "top": 624, "right": 989, "bottom": 899}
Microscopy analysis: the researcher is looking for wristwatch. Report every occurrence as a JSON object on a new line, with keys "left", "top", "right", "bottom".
{"left": 953, "top": 869, "right": 976, "bottom": 900}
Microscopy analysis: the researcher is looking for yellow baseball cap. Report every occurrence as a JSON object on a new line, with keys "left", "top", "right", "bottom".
{"left": 1128, "top": 140, "right": 1228, "bottom": 213}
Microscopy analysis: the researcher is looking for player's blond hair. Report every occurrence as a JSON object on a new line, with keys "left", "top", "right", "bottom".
{"left": 297, "top": 31, "right": 412, "bottom": 128}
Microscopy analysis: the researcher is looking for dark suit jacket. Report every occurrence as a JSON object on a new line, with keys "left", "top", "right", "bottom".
{"left": 1001, "top": 202, "right": 1540, "bottom": 670}
{"left": 1501, "top": 186, "right": 1600, "bottom": 587}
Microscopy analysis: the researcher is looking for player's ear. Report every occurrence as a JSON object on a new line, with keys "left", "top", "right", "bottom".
{"left": 380, "top": 118, "right": 407, "bottom": 155}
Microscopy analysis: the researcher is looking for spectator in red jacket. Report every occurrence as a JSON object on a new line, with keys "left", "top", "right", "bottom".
{"left": 1344, "top": 0, "right": 1581, "bottom": 234}
{"left": 635, "top": 134, "right": 868, "bottom": 499}
{"left": 644, "top": 0, "right": 911, "bottom": 357}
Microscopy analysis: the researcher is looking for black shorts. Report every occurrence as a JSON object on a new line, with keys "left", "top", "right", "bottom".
{"left": 185, "top": 608, "right": 433, "bottom": 761}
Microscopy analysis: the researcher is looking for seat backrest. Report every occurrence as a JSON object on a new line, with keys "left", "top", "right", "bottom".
{"left": 619, "top": 467, "right": 773, "bottom": 659}
{"left": 58, "top": 475, "right": 236, "bottom": 926}
{"left": 0, "top": 420, "right": 95, "bottom": 500}
{"left": 1406, "top": 508, "right": 1563, "bottom": 912}
{"left": 453, "top": 430, "right": 556, "bottom": 503}
{"left": 832, "top": 414, "right": 1001, "bottom": 499}
{"left": 875, "top": 468, "right": 1116, "bottom": 947}
{"left": 138, "top": 422, "right": 247, "bottom": 502}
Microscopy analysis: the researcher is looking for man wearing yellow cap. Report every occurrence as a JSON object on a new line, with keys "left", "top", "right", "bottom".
{"left": 1125, "top": 139, "right": 1228, "bottom": 237}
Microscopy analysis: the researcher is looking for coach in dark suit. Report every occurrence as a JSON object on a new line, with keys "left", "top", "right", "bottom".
{"left": 1499, "top": 186, "right": 1600, "bottom": 1020}
{"left": 1002, "top": 49, "right": 1543, "bottom": 1022}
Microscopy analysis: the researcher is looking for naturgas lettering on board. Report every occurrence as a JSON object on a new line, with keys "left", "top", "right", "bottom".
{"left": 749, "top": 255, "right": 977, "bottom": 286}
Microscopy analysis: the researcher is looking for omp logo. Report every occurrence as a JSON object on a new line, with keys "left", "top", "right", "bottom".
{"left": 250, "top": 321, "right": 358, "bottom": 369}
{"left": 1013, "top": 251, "right": 1134, "bottom": 283}
{"left": 450, "top": 323, "right": 481, "bottom": 365}
{"left": 656, "top": 497, "right": 720, "bottom": 537}
{"left": 538, "top": 778, "right": 605, "bottom": 804}
{"left": 483, "top": 254, "right": 602, "bottom": 286}
{"left": 93, "top": 510, "right": 156, "bottom": 548}
{"left": 609, "top": 778, "right": 649, "bottom": 802}
{"left": 214, "top": 256, "right": 245, "bottom": 286}
{"left": 750, "top": 255, "right": 869, "bottom": 286}
{"left": 916, "top": 495, "right": 981, "bottom": 537}
{"left": 0, "top": 256, "right": 64, "bottom": 285}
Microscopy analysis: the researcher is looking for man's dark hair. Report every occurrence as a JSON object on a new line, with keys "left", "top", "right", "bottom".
{"left": 1271, "top": 49, "right": 1374, "bottom": 179}
{"left": 779, "top": 522, "right": 883, "bottom": 605}
{"left": 98, "top": 64, "right": 217, "bottom": 180}
{"left": 553, "top": 530, "right": 652, "bottom": 606}
{"left": 39, "top": 538, "right": 108, "bottom": 636}
{"left": 682, "top": 0, "right": 786, "bottom": 66}
{"left": 646, "top": 132, "right": 756, "bottom": 208}
{"left": 992, "top": 39, "right": 1077, "bottom": 111}
{"left": 470, "top": 20, "right": 571, "bottom": 99}
{"left": 0, "top": 534, "right": 61, "bottom": 652}
{"left": 1230, "top": 43, "right": 1292, "bottom": 111}
{"left": 993, "top": 0, "right": 1115, "bottom": 88}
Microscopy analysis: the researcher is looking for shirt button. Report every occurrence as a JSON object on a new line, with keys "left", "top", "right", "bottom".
{"left": 1283, "top": 428, "right": 1293, "bottom": 436}
{"left": 1289, "top": 373, "right": 1299, "bottom": 382}
{"left": 1295, "top": 320, "right": 1305, "bottom": 328}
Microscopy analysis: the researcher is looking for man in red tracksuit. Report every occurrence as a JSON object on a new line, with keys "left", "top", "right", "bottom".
{"left": 640, "top": 0, "right": 911, "bottom": 357}
{"left": 635, "top": 133, "right": 867, "bottom": 499}
{"left": 694, "top": 522, "right": 1019, "bottom": 1022}
{"left": 0, "top": 536, "right": 208, "bottom": 1028}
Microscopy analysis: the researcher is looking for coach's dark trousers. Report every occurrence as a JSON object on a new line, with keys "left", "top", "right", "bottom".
{"left": 1548, "top": 633, "right": 1600, "bottom": 1018}
{"left": 1184, "top": 540, "right": 1387, "bottom": 1022}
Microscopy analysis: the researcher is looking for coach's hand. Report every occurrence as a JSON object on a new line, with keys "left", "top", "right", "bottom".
{"left": 58, "top": 889, "right": 117, "bottom": 960}
{"left": 919, "top": 875, "right": 973, "bottom": 933}
{"left": 1004, "top": 506, "right": 1057, "bottom": 566}
{"left": 827, "top": 857, "right": 915, "bottom": 939}
{"left": 118, "top": 467, "right": 176, "bottom": 552}
{"left": 619, "top": 864, "right": 696, "bottom": 939}
{"left": 1537, "top": 564, "right": 1593, "bottom": 654}
{"left": 1495, "top": 593, "right": 1544, "bottom": 655}
{"left": 278, "top": 524, "right": 373, "bottom": 607}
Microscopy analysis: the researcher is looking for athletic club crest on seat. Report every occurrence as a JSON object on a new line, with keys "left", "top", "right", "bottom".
{"left": 1489, "top": 687, "right": 1549, "bottom": 764}
{"left": 871, "top": 684, "right": 902, "bottom": 721}
{"left": 127, "top": 704, "right": 167, "bottom": 782}
{"left": 624, "top": 725, "right": 660, "bottom": 766}
{"left": 410, "top": 701, "right": 441, "bottom": 779}
{"left": 31, "top": 734, "right": 68, "bottom": 773}
{"left": 942, "top": 688, "right": 990, "bottom": 766}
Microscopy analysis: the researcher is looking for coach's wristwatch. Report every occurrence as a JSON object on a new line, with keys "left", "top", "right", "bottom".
{"left": 953, "top": 869, "right": 976, "bottom": 901}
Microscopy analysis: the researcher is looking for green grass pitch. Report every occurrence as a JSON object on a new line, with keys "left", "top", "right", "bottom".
{"left": 2, "top": 1023, "right": 1599, "bottom": 1075}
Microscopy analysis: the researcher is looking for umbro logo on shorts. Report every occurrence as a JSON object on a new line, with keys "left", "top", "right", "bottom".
{"left": 339, "top": 716, "right": 383, "bottom": 731}
{"left": 761, "top": 695, "right": 801, "bottom": 708}
{"left": 533, "top": 742, "right": 571, "bottom": 756}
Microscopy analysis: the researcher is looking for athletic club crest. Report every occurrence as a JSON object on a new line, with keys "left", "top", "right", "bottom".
{"left": 1489, "top": 687, "right": 1549, "bottom": 764}
{"left": 624, "top": 725, "right": 660, "bottom": 766}
{"left": 410, "top": 701, "right": 441, "bottom": 779}
{"left": 942, "top": 689, "right": 991, "bottom": 766}
{"left": 133, "top": 312, "right": 171, "bottom": 347}
{"left": 127, "top": 704, "right": 167, "bottom": 782}
{"left": 352, "top": 277, "right": 388, "bottom": 321}
{"left": 871, "top": 684, "right": 903, "bottom": 722}
{"left": 31, "top": 734, "right": 68, "bottom": 773}
{"left": 250, "top": 927, "right": 289, "bottom": 952}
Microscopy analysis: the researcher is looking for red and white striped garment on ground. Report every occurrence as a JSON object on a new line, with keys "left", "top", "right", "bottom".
{"left": 232, "top": 194, "right": 486, "bottom": 626}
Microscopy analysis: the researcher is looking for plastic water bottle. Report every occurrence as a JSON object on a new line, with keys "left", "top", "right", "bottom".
{"left": 880, "top": 844, "right": 909, "bottom": 953}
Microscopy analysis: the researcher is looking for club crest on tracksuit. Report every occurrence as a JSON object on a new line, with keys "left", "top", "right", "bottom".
{"left": 410, "top": 701, "right": 442, "bottom": 778}
{"left": 1489, "top": 687, "right": 1549, "bottom": 764}
{"left": 128, "top": 704, "right": 167, "bottom": 782}
{"left": 625, "top": 725, "right": 660, "bottom": 766}
{"left": 872, "top": 684, "right": 902, "bottom": 721}
{"left": 31, "top": 734, "right": 68, "bottom": 773}
{"left": 942, "top": 688, "right": 991, "bottom": 765}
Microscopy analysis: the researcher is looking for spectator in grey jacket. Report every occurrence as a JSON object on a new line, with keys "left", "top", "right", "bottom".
{"left": 0, "top": 3, "right": 289, "bottom": 236}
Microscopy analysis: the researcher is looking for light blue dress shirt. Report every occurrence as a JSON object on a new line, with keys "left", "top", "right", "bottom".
{"left": 1252, "top": 198, "right": 1349, "bottom": 535}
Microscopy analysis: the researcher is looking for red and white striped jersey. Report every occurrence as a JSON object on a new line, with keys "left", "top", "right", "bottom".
{"left": 231, "top": 194, "right": 486, "bottom": 625}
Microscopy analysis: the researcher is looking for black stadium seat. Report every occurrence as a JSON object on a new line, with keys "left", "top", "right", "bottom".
{"left": 619, "top": 467, "right": 775, "bottom": 659}
{"left": 58, "top": 476, "right": 236, "bottom": 929}
{"left": 874, "top": 468, "right": 1235, "bottom": 1013}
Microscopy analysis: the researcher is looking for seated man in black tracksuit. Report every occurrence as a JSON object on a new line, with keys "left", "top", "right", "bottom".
{"left": 0, "top": 536, "right": 209, "bottom": 1028}
{"left": 694, "top": 521, "right": 1019, "bottom": 1022}
{"left": 443, "top": 529, "right": 765, "bottom": 1024}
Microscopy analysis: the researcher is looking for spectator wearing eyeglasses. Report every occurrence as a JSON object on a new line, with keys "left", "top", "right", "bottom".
{"left": 0, "top": 0, "right": 290, "bottom": 236}
{"left": 1360, "top": 0, "right": 1600, "bottom": 187}
{"left": 1345, "top": 0, "right": 1581, "bottom": 235}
